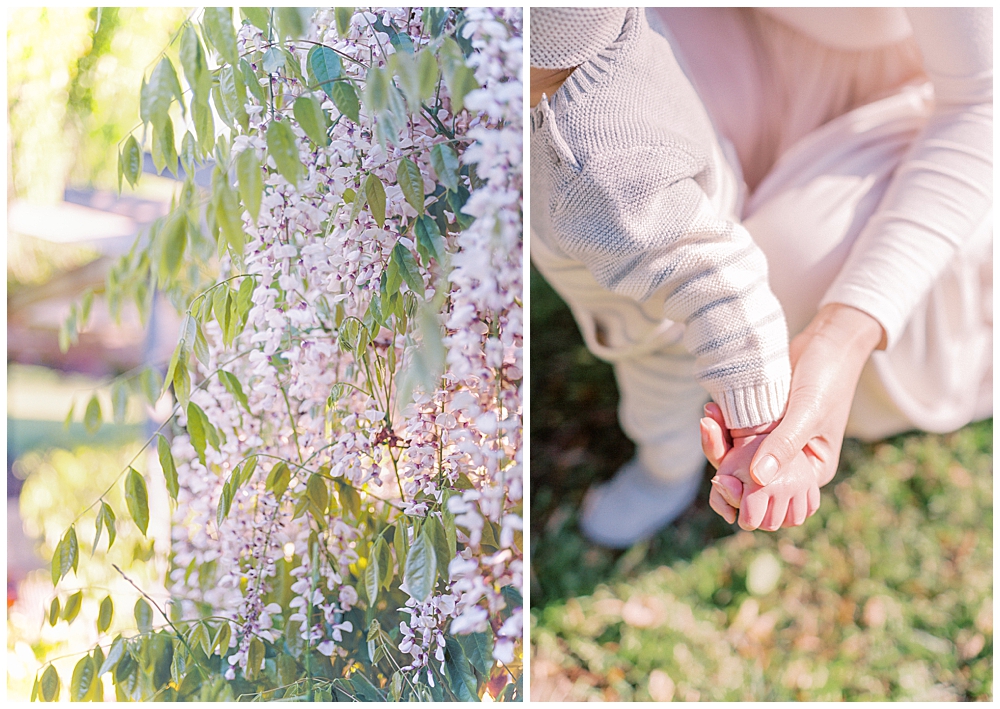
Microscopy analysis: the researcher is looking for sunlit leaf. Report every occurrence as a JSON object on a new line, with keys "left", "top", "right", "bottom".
{"left": 40, "top": 664, "right": 60, "bottom": 702}
{"left": 83, "top": 395, "right": 102, "bottom": 434}
{"left": 245, "top": 637, "right": 264, "bottom": 680}
{"left": 62, "top": 590, "right": 83, "bottom": 623}
{"left": 365, "top": 552, "right": 379, "bottom": 607}
{"left": 396, "top": 158, "right": 424, "bottom": 213}
{"left": 70, "top": 655, "right": 95, "bottom": 702}
{"left": 294, "top": 94, "right": 330, "bottom": 147}
{"left": 122, "top": 135, "right": 142, "bottom": 187}
{"left": 236, "top": 148, "right": 263, "bottom": 223}
{"left": 414, "top": 214, "right": 444, "bottom": 265}
{"left": 134, "top": 598, "right": 153, "bottom": 633}
{"left": 203, "top": 7, "right": 238, "bottom": 65}
{"left": 365, "top": 173, "right": 386, "bottom": 227}
{"left": 157, "top": 434, "right": 179, "bottom": 501}
{"left": 403, "top": 529, "right": 437, "bottom": 602}
{"left": 48, "top": 597, "right": 60, "bottom": 626}
{"left": 267, "top": 119, "right": 301, "bottom": 186}
{"left": 98, "top": 595, "right": 114, "bottom": 633}
{"left": 125, "top": 467, "right": 150, "bottom": 536}
{"left": 99, "top": 635, "right": 126, "bottom": 675}
{"left": 241, "top": 7, "right": 269, "bottom": 32}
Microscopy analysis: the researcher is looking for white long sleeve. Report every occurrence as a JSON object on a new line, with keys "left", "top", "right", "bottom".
{"left": 822, "top": 8, "right": 992, "bottom": 346}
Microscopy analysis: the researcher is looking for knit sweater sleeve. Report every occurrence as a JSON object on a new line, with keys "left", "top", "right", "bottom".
{"left": 821, "top": 7, "right": 992, "bottom": 346}
{"left": 551, "top": 145, "right": 791, "bottom": 428}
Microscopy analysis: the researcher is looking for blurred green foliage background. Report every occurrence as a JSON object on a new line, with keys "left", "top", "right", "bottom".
{"left": 529, "top": 266, "right": 992, "bottom": 701}
{"left": 7, "top": 8, "right": 187, "bottom": 700}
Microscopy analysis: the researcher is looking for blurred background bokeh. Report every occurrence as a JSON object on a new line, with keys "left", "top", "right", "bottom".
{"left": 7, "top": 7, "right": 190, "bottom": 699}
{"left": 529, "top": 266, "right": 992, "bottom": 701}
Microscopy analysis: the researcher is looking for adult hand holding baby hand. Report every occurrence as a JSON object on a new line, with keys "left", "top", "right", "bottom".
{"left": 703, "top": 303, "right": 885, "bottom": 531}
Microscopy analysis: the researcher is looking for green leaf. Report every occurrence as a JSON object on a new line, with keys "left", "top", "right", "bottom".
{"left": 48, "top": 597, "right": 60, "bottom": 626}
{"left": 83, "top": 395, "right": 102, "bottom": 435}
{"left": 392, "top": 242, "right": 425, "bottom": 297}
{"left": 215, "top": 181, "right": 244, "bottom": 257}
{"left": 241, "top": 7, "right": 269, "bottom": 33}
{"left": 363, "top": 65, "right": 390, "bottom": 114}
{"left": 425, "top": 515, "right": 452, "bottom": 581}
{"left": 335, "top": 7, "right": 353, "bottom": 37}
{"left": 267, "top": 119, "right": 301, "bottom": 186}
{"left": 306, "top": 473, "right": 329, "bottom": 514}
{"left": 267, "top": 462, "right": 291, "bottom": 501}
{"left": 307, "top": 45, "right": 342, "bottom": 99}
{"left": 98, "top": 595, "right": 114, "bottom": 633}
{"left": 365, "top": 173, "right": 386, "bottom": 227}
{"left": 417, "top": 49, "right": 439, "bottom": 102}
{"left": 71, "top": 655, "right": 95, "bottom": 701}
{"left": 134, "top": 598, "right": 153, "bottom": 633}
{"left": 157, "top": 434, "right": 179, "bottom": 501}
{"left": 364, "top": 553, "right": 379, "bottom": 607}
{"left": 236, "top": 148, "right": 263, "bottom": 223}
{"left": 218, "top": 64, "right": 249, "bottom": 131}
{"left": 203, "top": 7, "right": 238, "bottom": 65}
{"left": 439, "top": 37, "right": 478, "bottom": 113}
{"left": 330, "top": 81, "right": 361, "bottom": 123}
{"left": 97, "top": 501, "right": 117, "bottom": 551}
{"left": 139, "top": 367, "right": 162, "bottom": 406}
{"left": 99, "top": 636, "right": 126, "bottom": 675}
{"left": 213, "top": 621, "right": 232, "bottom": 656}
{"left": 217, "top": 480, "right": 233, "bottom": 527}
{"left": 219, "top": 370, "right": 250, "bottom": 411}
{"left": 62, "top": 590, "right": 83, "bottom": 623}
{"left": 375, "top": 536, "right": 393, "bottom": 590}
{"left": 60, "top": 526, "right": 80, "bottom": 580}
{"left": 152, "top": 113, "right": 178, "bottom": 176}
{"left": 393, "top": 523, "right": 409, "bottom": 567}
{"left": 40, "top": 664, "right": 60, "bottom": 702}
{"left": 173, "top": 352, "right": 191, "bottom": 409}
{"left": 187, "top": 402, "right": 208, "bottom": 466}
{"left": 403, "top": 529, "right": 437, "bottom": 602}
{"left": 443, "top": 638, "right": 478, "bottom": 702}
{"left": 125, "top": 467, "right": 150, "bottom": 536}
{"left": 180, "top": 131, "right": 198, "bottom": 174}
{"left": 160, "top": 212, "right": 187, "bottom": 280}
{"left": 430, "top": 143, "right": 460, "bottom": 192}
{"left": 122, "top": 135, "right": 142, "bottom": 187}
{"left": 391, "top": 51, "right": 423, "bottom": 112}
{"left": 241, "top": 58, "right": 265, "bottom": 103}
{"left": 245, "top": 637, "right": 264, "bottom": 680}
{"left": 274, "top": 7, "right": 306, "bottom": 40}
{"left": 337, "top": 479, "right": 362, "bottom": 518}
{"left": 193, "top": 96, "right": 214, "bottom": 154}
{"left": 414, "top": 214, "right": 444, "bottom": 265}
{"left": 110, "top": 379, "right": 128, "bottom": 425}
{"left": 294, "top": 94, "right": 330, "bottom": 147}
{"left": 142, "top": 57, "right": 183, "bottom": 129}
{"left": 396, "top": 158, "right": 424, "bottom": 213}
{"left": 179, "top": 25, "right": 209, "bottom": 101}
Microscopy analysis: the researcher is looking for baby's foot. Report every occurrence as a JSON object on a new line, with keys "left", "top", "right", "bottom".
{"left": 580, "top": 458, "right": 703, "bottom": 548}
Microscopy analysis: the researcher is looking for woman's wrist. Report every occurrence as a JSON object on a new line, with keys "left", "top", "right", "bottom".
{"left": 811, "top": 303, "right": 885, "bottom": 356}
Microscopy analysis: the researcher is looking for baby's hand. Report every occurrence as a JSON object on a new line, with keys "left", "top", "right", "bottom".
{"left": 703, "top": 404, "right": 821, "bottom": 531}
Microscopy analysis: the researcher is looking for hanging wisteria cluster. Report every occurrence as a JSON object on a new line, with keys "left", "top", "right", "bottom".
{"left": 41, "top": 6, "right": 521, "bottom": 702}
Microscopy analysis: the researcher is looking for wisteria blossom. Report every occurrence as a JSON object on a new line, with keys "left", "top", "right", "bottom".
{"left": 155, "top": 6, "right": 523, "bottom": 697}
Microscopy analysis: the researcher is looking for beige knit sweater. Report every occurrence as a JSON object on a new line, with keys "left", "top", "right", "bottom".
{"left": 530, "top": 8, "right": 792, "bottom": 429}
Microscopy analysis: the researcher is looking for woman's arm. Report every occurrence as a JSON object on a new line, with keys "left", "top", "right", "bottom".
{"left": 821, "top": 8, "right": 992, "bottom": 348}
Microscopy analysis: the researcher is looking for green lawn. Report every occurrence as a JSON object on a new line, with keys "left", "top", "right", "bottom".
{"left": 529, "top": 266, "right": 993, "bottom": 701}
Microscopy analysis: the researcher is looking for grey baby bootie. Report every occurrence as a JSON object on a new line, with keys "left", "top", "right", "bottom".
{"left": 579, "top": 458, "right": 702, "bottom": 548}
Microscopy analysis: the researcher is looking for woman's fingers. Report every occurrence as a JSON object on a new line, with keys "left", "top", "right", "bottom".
{"left": 709, "top": 485, "right": 738, "bottom": 524}
{"left": 806, "top": 484, "right": 822, "bottom": 518}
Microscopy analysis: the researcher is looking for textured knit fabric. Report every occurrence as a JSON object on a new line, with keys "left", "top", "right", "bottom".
{"left": 530, "top": 8, "right": 791, "bottom": 429}
{"left": 530, "top": 7, "right": 628, "bottom": 69}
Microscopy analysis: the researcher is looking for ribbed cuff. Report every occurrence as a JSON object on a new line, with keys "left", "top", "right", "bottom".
{"left": 711, "top": 377, "right": 790, "bottom": 429}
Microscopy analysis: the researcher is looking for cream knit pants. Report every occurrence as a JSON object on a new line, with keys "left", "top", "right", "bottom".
{"left": 532, "top": 12, "right": 992, "bottom": 482}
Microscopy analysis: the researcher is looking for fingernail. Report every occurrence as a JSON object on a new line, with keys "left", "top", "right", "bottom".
{"left": 703, "top": 404, "right": 712, "bottom": 416}
{"left": 753, "top": 455, "right": 779, "bottom": 485}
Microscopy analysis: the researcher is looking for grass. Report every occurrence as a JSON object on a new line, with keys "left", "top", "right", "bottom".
{"left": 529, "top": 266, "right": 993, "bottom": 701}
